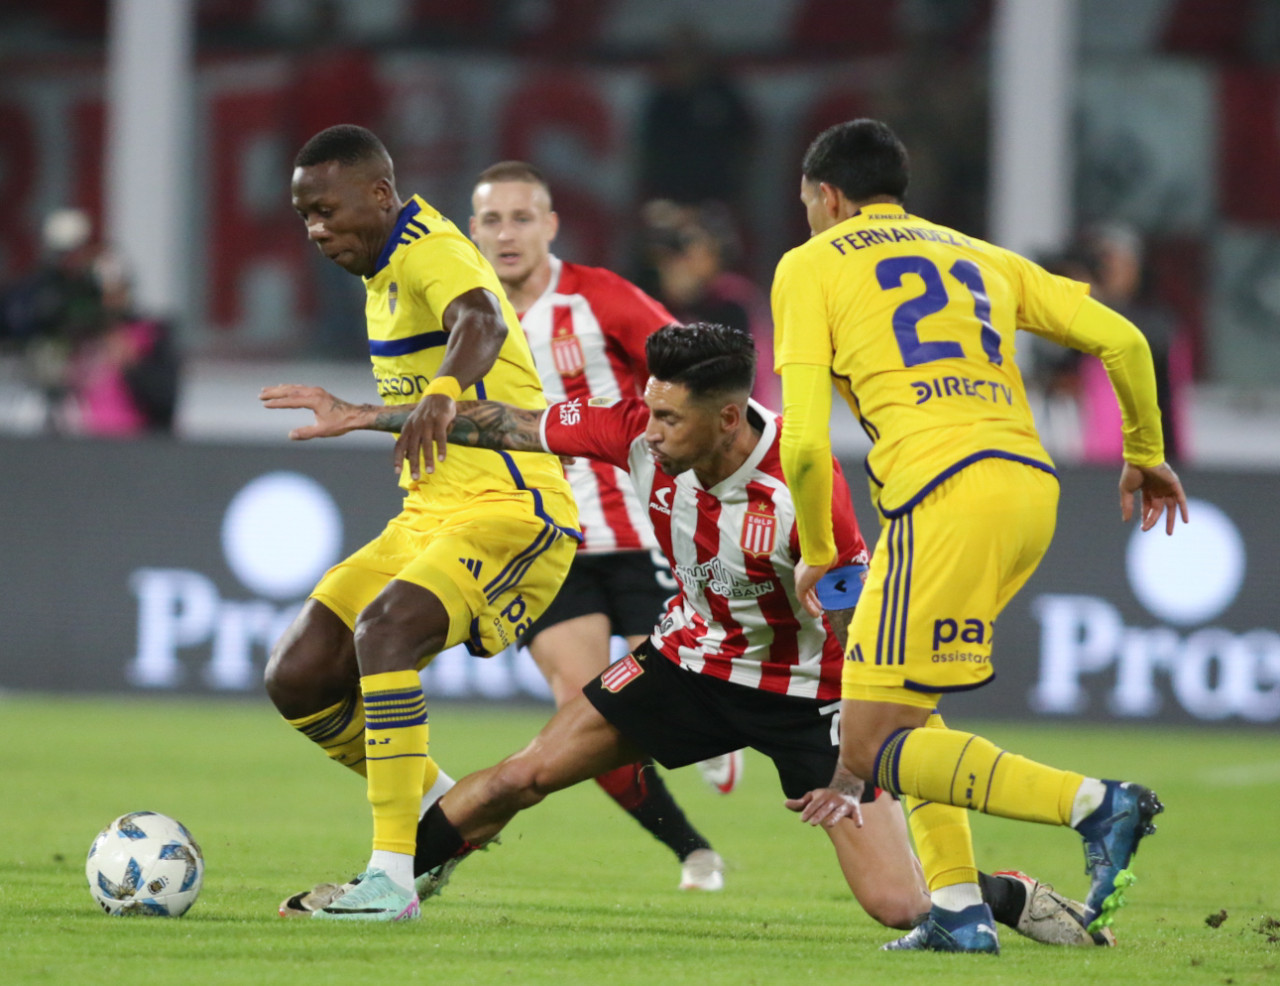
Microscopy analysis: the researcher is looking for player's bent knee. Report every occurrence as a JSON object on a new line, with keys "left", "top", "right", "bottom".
{"left": 263, "top": 637, "right": 355, "bottom": 717}
{"left": 860, "top": 889, "right": 928, "bottom": 931}
{"left": 354, "top": 601, "right": 448, "bottom": 674}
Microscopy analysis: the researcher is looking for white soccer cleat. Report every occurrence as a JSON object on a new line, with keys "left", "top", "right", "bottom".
{"left": 995, "top": 870, "right": 1116, "bottom": 946}
{"left": 279, "top": 880, "right": 355, "bottom": 918}
{"left": 696, "top": 750, "right": 744, "bottom": 794}
{"left": 414, "top": 856, "right": 461, "bottom": 901}
{"left": 679, "top": 848, "right": 725, "bottom": 891}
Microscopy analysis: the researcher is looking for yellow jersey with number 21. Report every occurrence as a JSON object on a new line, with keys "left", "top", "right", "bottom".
{"left": 772, "top": 203, "right": 1090, "bottom": 518}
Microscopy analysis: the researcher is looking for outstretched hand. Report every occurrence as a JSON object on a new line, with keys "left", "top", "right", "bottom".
{"left": 1120, "top": 461, "right": 1189, "bottom": 535}
{"left": 784, "top": 786, "right": 864, "bottom": 829}
{"left": 259, "top": 384, "right": 360, "bottom": 440}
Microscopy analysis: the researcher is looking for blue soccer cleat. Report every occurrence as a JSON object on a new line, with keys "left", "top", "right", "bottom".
{"left": 1074, "top": 780, "right": 1163, "bottom": 933}
{"left": 312, "top": 868, "right": 419, "bottom": 922}
{"left": 882, "top": 902, "right": 1001, "bottom": 954}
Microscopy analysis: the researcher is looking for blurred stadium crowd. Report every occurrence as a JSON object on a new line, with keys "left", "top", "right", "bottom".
{"left": 2, "top": 0, "right": 1280, "bottom": 461}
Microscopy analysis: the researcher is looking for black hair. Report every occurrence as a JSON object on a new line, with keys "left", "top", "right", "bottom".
{"left": 801, "top": 118, "right": 909, "bottom": 203}
{"left": 294, "top": 124, "right": 391, "bottom": 169}
{"left": 645, "top": 322, "right": 756, "bottom": 401}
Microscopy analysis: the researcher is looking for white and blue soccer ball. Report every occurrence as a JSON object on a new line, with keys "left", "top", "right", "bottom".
{"left": 85, "top": 811, "right": 204, "bottom": 917}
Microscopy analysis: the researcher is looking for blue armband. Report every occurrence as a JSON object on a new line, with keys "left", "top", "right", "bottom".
{"left": 815, "top": 564, "right": 868, "bottom": 611}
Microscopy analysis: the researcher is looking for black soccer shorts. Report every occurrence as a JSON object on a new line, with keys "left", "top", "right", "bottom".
{"left": 583, "top": 641, "right": 871, "bottom": 802}
{"left": 519, "top": 548, "right": 675, "bottom": 646}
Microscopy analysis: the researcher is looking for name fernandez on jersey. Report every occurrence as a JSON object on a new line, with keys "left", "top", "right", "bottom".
{"left": 827, "top": 224, "right": 975, "bottom": 255}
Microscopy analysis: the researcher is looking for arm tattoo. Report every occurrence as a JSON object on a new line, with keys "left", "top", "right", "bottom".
{"left": 370, "top": 406, "right": 414, "bottom": 433}
{"left": 828, "top": 759, "right": 866, "bottom": 797}
{"left": 363, "top": 398, "right": 546, "bottom": 451}
{"left": 449, "top": 400, "right": 546, "bottom": 452}
{"left": 826, "top": 607, "right": 855, "bottom": 653}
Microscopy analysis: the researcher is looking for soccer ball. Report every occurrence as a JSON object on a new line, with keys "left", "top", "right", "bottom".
{"left": 85, "top": 811, "right": 204, "bottom": 917}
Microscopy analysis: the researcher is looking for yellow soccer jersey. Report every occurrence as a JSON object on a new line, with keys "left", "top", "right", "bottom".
{"left": 773, "top": 203, "right": 1089, "bottom": 517}
{"left": 364, "top": 195, "right": 577, "bottom": 531}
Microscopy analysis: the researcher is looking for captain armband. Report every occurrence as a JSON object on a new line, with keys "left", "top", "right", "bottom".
{"left": 815, "top": 564, "right": 869, "bottom": 611}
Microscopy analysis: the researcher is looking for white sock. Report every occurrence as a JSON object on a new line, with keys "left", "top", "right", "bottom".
{"left": 932, "top": 883, "right": 984, "bottom": 912}
{"left": 368, "top": 850, "right": 414, "bottom": 892}
{"left": 420, "top": 768, "right": 456, "bottom": 817}
{"left": 1070, "top": 778, "right": 1108, "bottom": 827}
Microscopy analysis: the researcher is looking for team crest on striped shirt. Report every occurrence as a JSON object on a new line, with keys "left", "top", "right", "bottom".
{"left": 600, "top": 654, "right": 644, "bottom": 692}
{"left": 389, "top": 282, "right": 398, "bottom": 314}
{"left": 741, "top": 501, "right": 777, "bottom": 557}
{"left": 551, "top": 305, "right": 585, "bottom": 377}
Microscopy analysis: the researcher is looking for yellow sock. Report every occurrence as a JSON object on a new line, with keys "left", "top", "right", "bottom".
{"left": 878, "top": 725, "right": 1084, "bottom": 826}
{"left": 286, "top": 692, "right": 369, "bottom": 777}
{"left": 362, "top": 670, "right": 429, "bottom": 856}
{"left": 422, "top": 756, "right": 441, "bottom": 797}
{"left": 903, "top": 713, "right": 978, "bottom": 889}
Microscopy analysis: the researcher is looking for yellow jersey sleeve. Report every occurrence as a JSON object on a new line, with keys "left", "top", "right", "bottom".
{"left": 1060, "top": 296, "right": 1165, "bottom": 467}
{"left": 779, "top": 362, "right": 838, "bottom": 565}
{"left": 772, "top": 248, "right": 835, "bottom": 370}
{"left": 1000, "top": 247, "right": 1092, "bottom": 340}
{"left": 397, "top": 225, "right": 501, "bottom": 321}
{"left": 1003, "top": 247, "right": 1164, "bottom": 466}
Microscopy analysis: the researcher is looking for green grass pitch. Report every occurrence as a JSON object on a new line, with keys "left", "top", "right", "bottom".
{"left": 2, "top": 694, "right": 1277, "bottom": 985}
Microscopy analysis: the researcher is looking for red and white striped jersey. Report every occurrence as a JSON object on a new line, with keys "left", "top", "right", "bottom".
{"left": 518, "top": 256, "right": 674, "bottom": 554}
{"left": 541, "top": 396, "right": 870, "bottom": 700}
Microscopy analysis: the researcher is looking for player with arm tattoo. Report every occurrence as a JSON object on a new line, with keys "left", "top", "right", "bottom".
{"left": 264, "top": 322, "right": 1112, "bottom": 946}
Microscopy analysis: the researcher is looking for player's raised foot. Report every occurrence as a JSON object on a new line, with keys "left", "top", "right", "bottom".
{"left": 279, "top": 878, "right": 356, "bottom": 917}
{"left": 414, "top": 833, "right": 498, "bottom": 902}
{"left": 679, "top": 849, "right": 725, "bottom": 891}
{"left": 414, "top": 857, "right": 461, "bottom": 902}
{"left": 312, "top": 868, "right": 419, "bottom": 922}
{"left": 883, "top": 903, "right": 1000, "bottom": 954}
{"left": 696, "top": 750, "right": 744, "bottom": 794}
{"left": 994, "top": 870, "right": 1116, "bottom": 947}
{"left": 1074, "top": 780, "right": 1163, "bottom": 933}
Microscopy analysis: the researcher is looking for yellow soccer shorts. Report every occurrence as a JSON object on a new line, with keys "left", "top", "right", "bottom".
{"left": 311, "top": 495, "right": 577, "bottom": 661}
{"left": 843, "top": 457, "right": 1059, "bottom": 708}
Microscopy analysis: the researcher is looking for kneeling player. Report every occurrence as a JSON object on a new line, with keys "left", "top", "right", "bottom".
{"left": 264, "top": 323, "right": 1110, "bottom": 944}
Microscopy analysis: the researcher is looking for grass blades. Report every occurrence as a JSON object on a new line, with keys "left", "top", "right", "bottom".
{"left": 2, "top": 694, "right": 1278, "bottom": 985}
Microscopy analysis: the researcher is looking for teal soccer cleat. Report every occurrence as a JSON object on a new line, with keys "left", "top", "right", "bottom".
{"left": 1074, "top": 780, "right": 1163, "bottom": 933}
{"left": 313, "top": 868, "right": 420, "bottom": 922}
{"left": 883, "top": 902, "right": 1000, "bottom": 954}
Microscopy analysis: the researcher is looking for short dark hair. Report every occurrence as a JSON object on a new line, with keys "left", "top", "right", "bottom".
{"left": 801, "top": 119, "right": 909, "bottom": 203}
{"left": 294, "top": 124, "right": 391, "bottom": 169}
{"left": 645, "top": 322, "right": 757, "bottom": 401}
{"left": 474, "top": 160, "right": 553, "bottom": 206}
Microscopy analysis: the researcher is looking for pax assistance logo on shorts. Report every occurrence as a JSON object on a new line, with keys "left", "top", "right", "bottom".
{"left": 601, "top": 654, "right": 645, "bottom": 693}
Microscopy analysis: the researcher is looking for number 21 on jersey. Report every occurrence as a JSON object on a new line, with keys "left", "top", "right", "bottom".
{"left": 877, "top": 255, "right": 1002, "bottom": 369}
